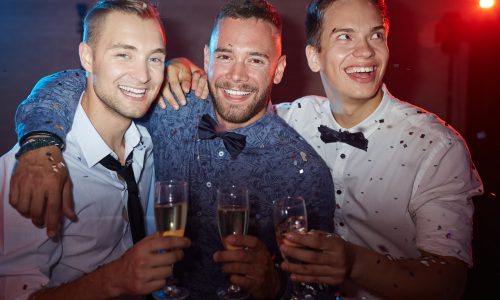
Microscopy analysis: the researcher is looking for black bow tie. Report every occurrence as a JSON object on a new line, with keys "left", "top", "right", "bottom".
{"left": 318, "top": 125, "right": 368, "bottom": 151}
{"left": 198, "top": 114, "right": 246, "bottom": 158}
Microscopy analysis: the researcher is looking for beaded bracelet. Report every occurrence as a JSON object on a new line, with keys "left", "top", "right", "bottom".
{"left": 15, "top": 134, "right": 65, "bottom": 159}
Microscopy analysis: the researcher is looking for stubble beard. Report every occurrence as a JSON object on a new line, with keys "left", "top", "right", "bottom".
{"left": 209, "top": 81, "right": 271, "bottom": 125}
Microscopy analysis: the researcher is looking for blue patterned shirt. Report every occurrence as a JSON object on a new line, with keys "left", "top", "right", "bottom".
{"left": 15, "top": 69, "right": 336, "bottom": 299}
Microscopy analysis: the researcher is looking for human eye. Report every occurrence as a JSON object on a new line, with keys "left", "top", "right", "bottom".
{"left": 249, "top": 57, "right": 265, "bottom": 65}
{"left": 116, "top": 53, "right": 130, "bottom": 59}
{"left": 215, "top": 54, "right": 231, "bottom": 61}
{"left": 337, "top": 33, "right": 351, "bottom": 41}
{"left": 371, "top": 31, "right": 385, "bottom": 40}
{"left": 149, "top": 56, "right": 164, "bottom": 64}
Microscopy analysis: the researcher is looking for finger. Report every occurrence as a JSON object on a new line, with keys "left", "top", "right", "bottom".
{"left": 149, "top": 236, "right": 191, "bottom": 252}
{"left": 157, "top": 94, "right": 167, "bottom": 109}
{"left": 45, "top": 183, "right": 62, "bottom": 239}
{"left": 161, "top": 87, "right": 179, "bottom": 111}
{"left": 181, "top": 81, "right": 191, "bottom": 95}
{"left": 8, "top": 171, "right": 21, "bottom": 208}
{"left": 169, "top": 81, "right": 187, "bottom": 106}
{"left": 280, "top": 244, "right": 334, "bottom": 266}
{"left": 225, "top": 234, "right": 259, "bottom": 249}
{"left": 28, "top": 185, "right": 47, "bottom": 224}
{"left": 142, "top": 279, "right": 167, "bottom": 295}
{"left": 166, "top": 66, "right": 188, "bottom": 106}
{"left": 16, "top": 181, "right": 32, "bottom": 216}
{"left": 62, "top": 179, "right": 77, "bottom": 221}
{"left": 199, "top": 74, "right": 209, "bottom": 100}
{"left": 220, "top": 260, "right": 254, "bottom": 275}
{"left": 151, "top": 250, "right": 185, "bottom": 267}
{"left": 228, "top": 273, "right": 256, "bottom": 290}
{"left": 286, "top": 231, "right": 337, "bottom": 251}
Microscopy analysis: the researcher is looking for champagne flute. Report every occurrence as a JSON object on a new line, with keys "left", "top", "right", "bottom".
{"left": 153, "top": 180, "right": 190, "bottom": 300}
{"left": 216, "top": 184, "right": 250, "bottom": 300}
{"left": 273, "top": 196, "right": 316, "bottom": 300}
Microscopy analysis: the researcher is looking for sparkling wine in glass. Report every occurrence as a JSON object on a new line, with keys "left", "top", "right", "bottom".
{"left": 216, "top": 185, "right": 250, "bottom": 300}
{"left": 273, "top": 196, "right": 316, "bottom": 300}
{"left": 153, "top": 180, "right": 189, "bottom": 300}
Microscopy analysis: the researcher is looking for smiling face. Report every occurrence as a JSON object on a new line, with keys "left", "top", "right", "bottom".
{"left": 80, "top": 11, "right": 166, "bottom": 122}
{"left": 306, "top": 0, "right": 389, "bottom": 106}
{"left": 204, "top": 17, "right": 286, "bottom": 129}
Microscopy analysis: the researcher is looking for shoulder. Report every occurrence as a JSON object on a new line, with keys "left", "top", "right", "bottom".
{"left": 387, "top": 94, "right": 467, "bottom": 147}
{"left": 275, "top": 95, "right": 327, "bottom": 120}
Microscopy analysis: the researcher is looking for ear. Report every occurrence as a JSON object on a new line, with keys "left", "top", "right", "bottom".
{"left": 203, "top": 45, "right": 210, "bottom": 73}
{"left": 305, "top": 45, "right": 321, "bottom": 73}
{"left": 272, "top": 55, "right": 287, "bottom": 85}
{"left": 79, "top": 42, "right": 93, "bottom": 73}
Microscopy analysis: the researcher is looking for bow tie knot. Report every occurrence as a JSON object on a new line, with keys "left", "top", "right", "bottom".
{"left": 198, "top": 114, "right": 246, "bottom": 158}
{"left": 318, "top": 125, "right": 368, "bottom": 151}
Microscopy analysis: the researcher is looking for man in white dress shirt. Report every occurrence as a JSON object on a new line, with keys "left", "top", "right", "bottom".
{"left": 0, "top": 1, "right": 189, "bottom": 299}
{"left": 274, "top": 0, "right": 483, "bottom": 299}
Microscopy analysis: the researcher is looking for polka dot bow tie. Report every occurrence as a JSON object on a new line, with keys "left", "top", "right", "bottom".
{"left": 318, "top": 125, "right": 368, "bottom": 151}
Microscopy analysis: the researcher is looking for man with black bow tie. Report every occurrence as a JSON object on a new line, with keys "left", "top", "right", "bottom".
{"left": 8, "top": 1, "right": 335, "bottom": 299}
{"left": 273, "top": 0, "right": 483, "bottom": 299}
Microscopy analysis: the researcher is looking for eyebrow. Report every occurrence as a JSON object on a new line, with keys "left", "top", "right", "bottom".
{"left": 214, "top": 47, "right": 269, "bottom": 60}
{"left": 108, "top": 43, "right": 166, "bottom": 55}
{"left": 331, "top": 25, "right": 386, "bottom": 34}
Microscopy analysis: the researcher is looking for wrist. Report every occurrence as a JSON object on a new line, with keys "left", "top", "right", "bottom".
{"left": 16, "top": 132, "right": 64, "bottom": 159}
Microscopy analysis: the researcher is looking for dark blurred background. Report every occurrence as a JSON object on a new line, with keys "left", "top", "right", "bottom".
{"left": 0, "top": 0, "right": 498, "bottom": 298}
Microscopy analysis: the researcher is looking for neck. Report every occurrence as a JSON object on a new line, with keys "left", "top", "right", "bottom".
{"left": 324, "top": 84, "right": 384, "bottom": 129}
{"left": 214, "top": 105, "right": 267, "bottom": 131}
{"left": 81, "top": 88, "right": 131, "bottom": 164}
{"left": 330, "top": 91, "right": 383, "bottom": 129}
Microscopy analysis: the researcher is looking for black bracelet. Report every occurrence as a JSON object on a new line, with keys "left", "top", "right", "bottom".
{"left": 15, "top": 135, "right": 64, "bottom": 159}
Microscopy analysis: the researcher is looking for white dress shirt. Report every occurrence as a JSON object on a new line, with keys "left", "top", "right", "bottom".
{"left": 276, "top": 85, "right": 483, "bottom": 300}
{"left": 0, "top": 98, "right": 154, "bottom": 300}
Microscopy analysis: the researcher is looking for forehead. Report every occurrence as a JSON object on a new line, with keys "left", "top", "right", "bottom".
{"left": 96, "top": 11, "right": 165, "bottom": 47}
{"left": 322, "top": 0, "right": 383, "bottom": 31}
{"left": 211, "top": 17, "right": 280, "bottom": 53}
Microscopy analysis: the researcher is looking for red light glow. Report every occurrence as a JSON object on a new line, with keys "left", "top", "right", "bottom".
{"left": 479, "top": 0, "right": 495, "bottom": 9}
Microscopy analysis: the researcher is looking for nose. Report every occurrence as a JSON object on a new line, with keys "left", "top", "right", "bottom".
{"left": 228, "top": 60, "right": 249, "bottom": 82}
{"left": 353, "top": 38, "right": 375, "bottom": 58}
{"left": 131, "top": 60, "right": 151, "bottom": 84}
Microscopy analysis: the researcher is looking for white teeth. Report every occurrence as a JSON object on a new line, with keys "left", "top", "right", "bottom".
{"left": 223, "top": 89, "right": 251, "bottom": 96}
{"left": 119, "top": 85, "right": 146, "bottom": 97}
{"left": 346, "top": 66, "right": 374, "bottom": 74}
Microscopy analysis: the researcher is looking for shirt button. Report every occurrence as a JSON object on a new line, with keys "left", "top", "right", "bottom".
{"left": 340, "top": 153, "right": 346, "bottom": 159}
{"left": 218, "top": 151, "right": 224, "bottom": 157}
{"left": 336, "top": 189, "right": 342, "bottom": 195}
{"left": 206, "top": 181, "right": 212, "bottom": 188}
{"left": 255, "top": 214, "right": 261, "bottom": 220}
{"left": 196, "top": 211, "right": 202, "bottom": 217}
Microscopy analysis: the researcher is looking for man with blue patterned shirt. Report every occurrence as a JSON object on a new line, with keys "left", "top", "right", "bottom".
{"left": 8, "top": 1, "right": 335, "bottom": 299}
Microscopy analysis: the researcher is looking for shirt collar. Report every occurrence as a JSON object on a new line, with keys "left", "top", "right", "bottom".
{"left": 321, "top": 84, "right": 391, "bottom": 137}
{"left": 72, "top": 93, "right": 143, "bottom": 168}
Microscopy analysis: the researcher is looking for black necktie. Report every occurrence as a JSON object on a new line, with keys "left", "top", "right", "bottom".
{"left": 100, "top": 152, "right": 145, "bottom": 244}
{"left": 198, "top": 114, "right": 246, "bottom": 158}
{"left": 318, "top": 125, "right": 369, "bottom": 151}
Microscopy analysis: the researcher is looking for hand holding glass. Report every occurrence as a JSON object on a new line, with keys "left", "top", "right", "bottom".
{"left": 273, "top": 196, "right": 316, "bottom": 300}
{"left": 153, "top": 180, "right": 189, "bottom": 300}
{"left": 216, "top": 185, "right": 250, "bottom": 300}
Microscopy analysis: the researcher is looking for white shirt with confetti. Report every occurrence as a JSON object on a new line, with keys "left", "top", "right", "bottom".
{"left": 276, "top": 85, "right": 483, "bottom": 299}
